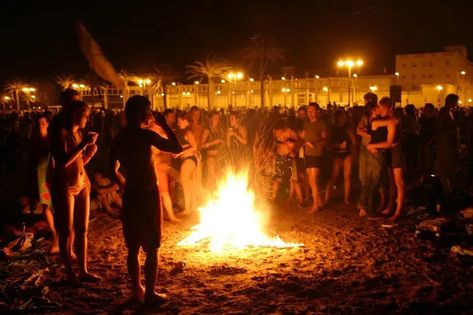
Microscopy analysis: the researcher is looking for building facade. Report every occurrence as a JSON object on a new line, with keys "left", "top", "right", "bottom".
{"left": 81, "top": 46, "right": 473, "bottom": 110}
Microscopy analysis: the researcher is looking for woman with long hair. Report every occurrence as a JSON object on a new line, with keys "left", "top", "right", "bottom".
{"left": 175, "top": 113, "right": 199, "bottom": 215}
{"left": 48, "top": 101, "right": 99, "bottom": 284}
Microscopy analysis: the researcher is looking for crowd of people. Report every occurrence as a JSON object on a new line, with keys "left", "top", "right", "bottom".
{"left": 1, "top": 87, "right": 473, "bottom": 303}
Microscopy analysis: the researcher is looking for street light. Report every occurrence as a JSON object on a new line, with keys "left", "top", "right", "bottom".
{"left": 337, "top": 58, "right": 363, "bottom": 105}
{"left": 227, "top": 71, "right": 244, "bottom": 106}
{"left": 436, "top": 85, "right": 444, "bottom": 106}
{"left": 369, "top": 85, "right": 378, "bottom": 92}
{"left": 281, "top": 87, "right": 291, "bottom": 105}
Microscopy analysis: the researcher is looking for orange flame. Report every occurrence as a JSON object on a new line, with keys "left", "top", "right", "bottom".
{"left": 178, "top": 170, "right": 303, "bottom": 252}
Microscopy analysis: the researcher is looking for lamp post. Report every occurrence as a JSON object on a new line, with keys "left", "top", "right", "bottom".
{"left": 323, "top": 86, "right": 330, "bottom": 105}
{"left": 436, "top": 85, "right": 443, "bottom": 106}
{"left": 337, "top": 58, "right": 363, "bottom": 106}
{"left": 459, "top": 70, "right": 466, "bottom": 103}
{"left": 227, "top": 71, "right": 244, "bottom": 106}
{"left": 281, "top": 87, "right": 291, "bottom": 105}
{"left": 352, "top": 73, "right": 358, "bottom": 103}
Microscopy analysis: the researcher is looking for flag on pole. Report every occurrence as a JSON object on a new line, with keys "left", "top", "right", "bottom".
{"left": 75, "top": 21, "right": 124, "bottom": 88}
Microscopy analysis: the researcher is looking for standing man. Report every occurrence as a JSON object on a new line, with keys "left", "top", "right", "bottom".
{"left": 357, "top": 92, "right": 378, "bottom": 216}
{"left": 300, "top": 102, "right": 327, "bottom": 212}
{"left": 109, "top": 96, "right": 182, "bottom": 304}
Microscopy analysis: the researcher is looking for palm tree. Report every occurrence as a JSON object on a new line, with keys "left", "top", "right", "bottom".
{"left": 55, "top": 75, "right": 75, "bottom": 90}
{"left": 186, "top": 53, "right": 231, "bottom": 110}
{"left": 4, "top": 80, "right": 26, "bottom": 111}
{"left": 152, "top": 65, "right": 180, "bottom": 109}
{"left": 118, "top": 69, "right": 137, "bottom": 107}
{"left": 242, "top": 35, "right": 284, "bottom": 108}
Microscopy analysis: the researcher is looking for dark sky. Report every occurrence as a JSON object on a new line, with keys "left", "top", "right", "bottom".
{"left": 1, "top": 0, "right": 473, "bottom": 83}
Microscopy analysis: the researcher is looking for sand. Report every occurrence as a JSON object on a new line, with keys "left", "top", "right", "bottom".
{"left": 1, "top": 203, "right": 472, "bottom": 314}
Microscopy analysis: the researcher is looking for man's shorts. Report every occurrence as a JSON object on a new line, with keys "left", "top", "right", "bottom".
{"left": 122, "top": 188, "right": 162, "bottom": 251}
{"left": 305, "top": 155, "right": 323, "bottom": 169}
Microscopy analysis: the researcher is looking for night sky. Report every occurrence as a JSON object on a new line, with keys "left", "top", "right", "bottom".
{"left": 1, "top": 0, "right": 473, "bottom": 84}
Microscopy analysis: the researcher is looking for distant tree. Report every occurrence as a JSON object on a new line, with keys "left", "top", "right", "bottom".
{"left": 4, "top": 80, "right": 26, "bottom": 111}
{"left": 242, "top": 35, "right": 284, "bottom": 107}
{"left": 82, "top": 72, "right": 109, "bottom": 109}
{"left": 55, "top": 75, "right": 75, "bottom": 90}
{"left": 118, "top": 69, "right": 137, "bottom": 107}
{"left": 186, "top": 53, "right": 231, "bottom": 110}
{"left": 152, "top": 65, "right": 181, "bottom": 109}
{"left": 35, "top": 80, "right": 59, "bottom": 106}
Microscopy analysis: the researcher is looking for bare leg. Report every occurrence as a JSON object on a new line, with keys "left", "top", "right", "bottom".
{"left": 291, "top": 180, "right": 303, "bottom": 205}
{"left": 127, "top": 245, "right": 144, "bottom": 300}
{"left": 382, "top": 168, "right": 395, "bottom": 215}
{"left": 55, "top": 191, "right": 77, "bottom": 283}
{"left": 205, "top": 157, "right": 217, "bottom": 191}
{"left": 161, "top": 192, "right": 179, "bottom": 222}
{"left": 343, "top": 155, "right": 352, "bottom": 205}
{"left": 325, "top": 158, "right": 341, "bottom": 204}
{"left": 75, "top": 188, "right": 100, "bottom": 281}
{"left": 181, "top": 160, "right": 196, "bottom": 214}
{"left": 43, "top": 204, "right": 59, "bottom": 254}
{"left": 389, "top": 167, "right": 405, "bottom": 221}
{"left": 144, "top": 249, "right": 164, "bottom": 304}
{"left": 307, "top": 168, "right": 321, "bottom": 212}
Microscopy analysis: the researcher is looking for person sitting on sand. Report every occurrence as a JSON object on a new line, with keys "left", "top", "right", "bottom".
{"left": 109, "top": 95, "right": 182, "bottom": 304}
{"left": 91, "top": 168, "right": 122, "bottom": 217}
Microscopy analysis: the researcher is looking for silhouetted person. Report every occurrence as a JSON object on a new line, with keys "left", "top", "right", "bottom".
{"left": 109, "top": 95, "right": 182, "bottom": 304}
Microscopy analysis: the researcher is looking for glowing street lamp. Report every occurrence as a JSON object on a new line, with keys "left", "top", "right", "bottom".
{"left": 281, "top": 87, "right": 291, "bottom": 105}
{"left": 436, "top": 85, "right": 443, "bottom": 91}
{"left": 369, "top": 85, "right": 378, "bottom": 92}
{"left": 227, "top": 71, "right": 244, "bottom": 105}
{"left": 337, "top": 58, "right": 363, "bottom": 105}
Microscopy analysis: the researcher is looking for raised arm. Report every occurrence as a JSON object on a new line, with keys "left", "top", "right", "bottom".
{"left": 50, "top": 129, "right": 92, "bottom": 169}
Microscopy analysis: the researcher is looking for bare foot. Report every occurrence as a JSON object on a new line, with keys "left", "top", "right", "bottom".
{"left": 66, "top": 273, "right": 81, "bottom": 287}
{"left": 388, "top": 213, "right": 401, "bottom": 222}
{"left": 307, "top": 207, "right": 319, "bottom": 214}
{"left": 144, "top": 292, "right": 168, "bottom": 306}
{"left": 358, "top": 209, "right": 367, "bottom": 217}
{"left": 49, "top": 242, "right": 59, "bottom": 255}
{"left": 167, "top": 217, "right": 181, "bottom": 223}
{"left": 70, "top": 251, "right": 77, "bottom": 262}
{"left": 79, "top": 272, "right": 102, "bottom": 282}
{"left": 131, "top": 285, "right": 145, "bottom": 303}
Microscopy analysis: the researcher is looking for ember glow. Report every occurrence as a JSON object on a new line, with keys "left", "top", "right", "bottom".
{"left": 178, "top": 170, "right": 303, "bottom": 251}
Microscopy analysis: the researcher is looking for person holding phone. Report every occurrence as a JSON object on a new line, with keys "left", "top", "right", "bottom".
{"left": 48, "top": 100, "right": 99, "bottom": 285}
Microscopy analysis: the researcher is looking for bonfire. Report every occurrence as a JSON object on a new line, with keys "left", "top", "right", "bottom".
{"left": 178, "top": 170, "right": 303, "bottom": 252}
